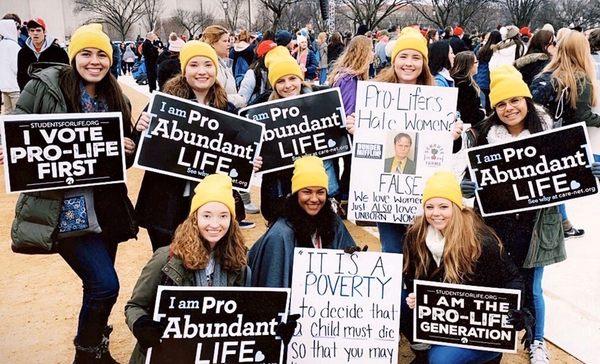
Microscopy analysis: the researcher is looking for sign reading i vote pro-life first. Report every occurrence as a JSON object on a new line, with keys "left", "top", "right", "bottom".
{"left": 1, "top": 112, "right": 126, "bottom": 193}
{"left": 414, "top": 280, "right": 521, "bottom": 353}
{"left": 348, "top": 81, "right": 457, "bottom": 224}
{"left": 238, "top": 88, "right": 351, "bottom": 173}
{"left": 147, "top": 286, "right": 290, "bottom": 364}
{"left": 134, "top": 92, "right": 264, "bottom": 191}
{"left": 467, "top": 123, "right": 599, "bottom": 216}
{"left": 288, "top": 248, "right": 403, "bottom": 364}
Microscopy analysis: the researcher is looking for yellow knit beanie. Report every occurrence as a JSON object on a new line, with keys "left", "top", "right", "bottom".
{"left": 422, "top": 171, "right": 463, "bottom": 209}
{"left": 189, "top": 174, "right": 235, "bottom": 218}
{"left": 179, "top": 41, "right": 219, "bottom": 75}
{"left": 267, "top": 56, "right": 304, "bottom": 87}
{"left": 392, "top": 27, "right": 429, "bottom": 62}
{"left": 489, "top": 64, "right": 532, "bottom": 108}
{"left": 68, "top": 24, "right": 113, "bottom": 65}
{"left": 291, "top": 156, "right": 329, "bottom": 194}
{"left": 264, "top": 45, "right": 291, "bottom": 68}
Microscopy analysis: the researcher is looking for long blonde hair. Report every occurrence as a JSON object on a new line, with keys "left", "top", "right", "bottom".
{"left": 403, "top": 205, "right": 501, "bottom": 284}
{"left": 327, "top": 35, "right": 373, "bottom": 85}
{"left": 170, "top": 213, "right": 247, "bottom": 271}
{"left": 543, "top": 31, "right": 598, "bottom": 108}
{"left": 163, "top": 74, "right": 229, "bottom": 109}
{"left": 375, "top": 58, "right": 435, "bottom": 86}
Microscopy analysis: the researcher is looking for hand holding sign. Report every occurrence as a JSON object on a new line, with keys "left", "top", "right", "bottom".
{"left": 135, "top": 111, "right": 152, "bottom": 132}
{"left": 123, "top": 137, "right": 136, "bottom": 156}
{"left": 132, "top": 315, "right": 167, "bottom": 350}
{"left": 346, "top": 113, "right": 356, "bottom": 135}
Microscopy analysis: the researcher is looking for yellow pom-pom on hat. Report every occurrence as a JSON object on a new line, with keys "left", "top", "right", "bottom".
{"left": 489, "top": 64, "right": 532, "bottom": 108}
{"left": 422, "top": 171, "right": 463, "bottom": 209}
{"left": 189, "top": 174, "right": 235, "bottom": 218}
{"left": 264, "top": 45, "right": 291, "bottom": 69}
{"left": 68, "top": 24, "right": 113, "bottom": 65}
{"left": 291, "top": 156, "right": 329, "bottom": 194}
{"left": 267, "top": 56, "right": 304, "bottom": 87}
{"left": 179, "top": 40, "right": 219, "bottom": 75}
{"left": 392, "top": 27, "right": 429, "bottom": 62}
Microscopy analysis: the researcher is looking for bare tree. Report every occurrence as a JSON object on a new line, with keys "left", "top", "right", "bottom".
{"left": 468, "top": 2, "right": 507, "bottom": 32}
{"left": 219, "top": 0, "right": 245, "bottom": 31}
{"left": 74, "top": 0, "right": 146, "bottom": 40}
{"left": 452, "top": 0, "right": 495, "bottom": 27}
{"left": 143, "top": 0, "right": 164, "bottom": 31}
{"left": 280, "top": 0, "right": 326, "bottom": 31}
{"left": 172, "top": 9, "right": 215, "bottom": 39}
{"left": 340, "top": 0, "right": 409, "bottom": 30}
{"left": 258, "top": 0, "right": 303, "bottom": 31}
{"left": 409, "top": 0, "right": 453, "bottom": 28}
{"left": 498, "top": 0, "right": 546, "bottom": 26}
{"left": 535, "top": 0, "right": 600, "bottom": 29}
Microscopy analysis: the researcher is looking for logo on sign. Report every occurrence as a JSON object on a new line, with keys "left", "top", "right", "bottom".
{"left": 424, "top": 143, "right": 444, "bottom": 167}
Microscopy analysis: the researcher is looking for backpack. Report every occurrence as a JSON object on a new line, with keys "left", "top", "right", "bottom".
{"left": 234, "top": 56, "right": 250, "bottom": 89}
{"left": 530, "top": 71, "right": 567, "bottom": 129}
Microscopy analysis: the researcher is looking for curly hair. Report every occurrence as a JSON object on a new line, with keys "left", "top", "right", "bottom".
{"left": 327, "top": 35, "right": 373, "bottom": 85}
{"left": 163, "top": 74, "right": 229, "bottom": 109}
{"left": 282, "top": 193, "right": 337, "bottom": 248}
{"left": 170, "top": 213, "right": 247, "bottom": 271}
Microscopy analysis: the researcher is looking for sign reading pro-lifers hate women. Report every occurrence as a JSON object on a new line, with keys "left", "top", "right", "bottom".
{"left": 134, "top": 92, "right": 264, "bottom": 191}
{"left": 1, "top": 112, "right": 126, "bottom": 193}
{"left": 467, "top": 123, "right": 599, "bottom": 216}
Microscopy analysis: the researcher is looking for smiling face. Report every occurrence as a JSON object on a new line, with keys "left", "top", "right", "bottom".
{"left": 394, "top": 49, "right": 424, "bottom": 84}
{"left": 213, "top": 33, "right": 230, "bottom": 58}
{"left": 184, "top": 56, "right": 217, "bottom": 92}
{"left": 75, "top": 48, "right": 110, "bottom": 84}
{"left": 495, "top": 96, "right": 527, "bottom": 134}
{"left": 297, "top": 187, "right": 327, "bottom": 216}
{"left": 424, "top": 197, "right": 453, "bottom": 232}
{"left": 196, "top": 202, "right": 231, "bottom": 248}
{"left": 275, "top": 74, "right": 302, "bottom": 98}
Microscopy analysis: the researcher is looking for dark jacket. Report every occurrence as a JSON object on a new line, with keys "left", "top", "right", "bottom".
{"left": 514, "top": 53, "right": 550, "bottom": 86}
{"left": 11, "top": 65, "right": 138, "bottom": 253}
{"left": 157, "top": 51, "right": 181, "bottom": 91}
{"left": 449, "top": 35, "right": 469, "bottom": 54}
{"left": 142, "top": 39, "right": 158, "bottom": 65}
{"left": 327, "top": 42, "right": 344, "bottom": 68}
{"left": 455, "top": 79, "right": 486, "bottom": 126}
{"left": 17, "top": 38, "right": 68, "bottom": 90}
{"left": 231, "top": 43, "right": 256, "bottom": 83}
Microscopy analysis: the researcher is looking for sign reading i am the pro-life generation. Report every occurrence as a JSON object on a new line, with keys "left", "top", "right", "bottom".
{"left": 147, "top": 286, "right": 290, "bottom": 364}
{"left": 287, "top": 248, "right": 403, "bottom": 364}
{"left": 467, "top": 123, "right": 599, "bottom": 216}
{"left": 134, "top": 92, "right": 264, "bottom": 191}
{"left": 413, "top": 280, "right": 521, "bottom": 353}
{"left": 238, "top": 88, "right": 351, "bottom": 173}
{"left": 1, "top": 112, "right": 126, "bottom": 193}
{"left": 348, "top": 81, "right": 457, "bottom": 224}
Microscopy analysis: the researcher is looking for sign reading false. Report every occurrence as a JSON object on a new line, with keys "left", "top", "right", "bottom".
{"left": 238, "top": 89, "right": 351, "bottom": 173}
{"left": 1, "top": 113, "right": 126, "bottom": 193}
{"left": 467, "top": 123, "right": 599, "bottom": 216}
{"left": 147, "top": 286, "right": 290, "bottom": 364}
{"left": 414, "top": 280, "right": 521, "bottom": 353}
{"left": 348, "top": 81, "right": 457, "bottom": 224}
{"left": 288, "top": 248, "right": 403, "bottom": 364}
{"left": 134, "top": 92, "right": 264, "bottom": 191}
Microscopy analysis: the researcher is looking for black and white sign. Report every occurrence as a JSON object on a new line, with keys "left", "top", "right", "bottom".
{"left": 147, "top": 286, "right": 290, "bottom": 364}
{"left": 288, "top": 248, "right": 403, "bottom": 364}
{"left": 1, "top": 113, "right": 126, "bottom": 193}
{"left": 348, "top": 81, "right": 457, "bottom": 223}
{"left": 414, "top": 280, "right": 521, "bottom": 353}
{"left": 467, "top": 123, "right": 599, "bottom": 216}
{"left": 239, "top": 89, "right": 351, "bottom": 173}
{"left": 134, "top": 92, "right": 264, "bottom": 191}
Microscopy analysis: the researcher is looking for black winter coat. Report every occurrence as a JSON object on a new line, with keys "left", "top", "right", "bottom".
{"left": 327, "top": 43, "right": 344, "bottom": 67}
{"left": 514, "top": 53, "right": 550, "bottom": 86}
{"left": 17, "top": 42, "right": 68, "bottom": 90}
{"left": 142, "top": 39, "right": 159, "bottom": 65}
{"left": 157, "top": 51, "right": 181, "bottom": 91}
{"left": 455, "top": 79, "right": 486, "bottom": 127}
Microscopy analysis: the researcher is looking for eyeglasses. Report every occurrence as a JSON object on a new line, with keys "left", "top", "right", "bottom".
{"left": 495, "top": 97, "right": 525, "bottom": 110}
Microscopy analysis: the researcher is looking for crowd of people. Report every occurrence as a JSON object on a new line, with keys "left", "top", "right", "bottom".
{"left": 1, "top": 10, "right": 600, "bottom": 364}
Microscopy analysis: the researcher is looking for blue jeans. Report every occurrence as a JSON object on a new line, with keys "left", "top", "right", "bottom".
{"left": 56, "top": 233, "right": 119, "bottom": 347}
{"left": 324, "top": 159, "right": 340, "bottom": 198}
{"left": 595, "top": 154, "right": 600, "bottom": 163}
{"left": 532, "top": 267, "right": 545, "bottom": 341}
{"left": 319, "top": 68, "right": 327, "bottom": 85}
{"left": 558, "top": 204, "right": 567, "bottom": 222}
{"left": 377, "top": 222, "right": 407, "bottom": 253}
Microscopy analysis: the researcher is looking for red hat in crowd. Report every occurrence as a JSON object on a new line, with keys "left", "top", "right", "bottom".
{"left": 256, "top": 40, "right": 277, "bottom": 58}
{"left": 453, "top": 26, "right": 464, "bottom": 36}
{"left": 520, "top": 26, "right": 532, "bottom": 37}
{"left": 27, "top": 17, "right": 46, "bottom": 31}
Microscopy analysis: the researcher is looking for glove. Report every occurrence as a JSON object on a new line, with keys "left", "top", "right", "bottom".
{"left": 132, "top": 315, "right": 166, "bottom": 350}
{"left": 591, "top": 162, "right": 600, "bottom": 178}
{"left": 508, "top": 308, "right": 535, "bottom": 348}
{"left": 276, "top": 314, "right": 301, "bottom": 345}
{"left": 344, "top": 245, "right": 369, "bottom": 254}
{"left": 460, "top": 180, "right": 477, "bottom": 198}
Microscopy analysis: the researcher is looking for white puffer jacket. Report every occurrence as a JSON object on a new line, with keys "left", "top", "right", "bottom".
{"left": 0, "top": 19, "right": 20, "bottom": 92}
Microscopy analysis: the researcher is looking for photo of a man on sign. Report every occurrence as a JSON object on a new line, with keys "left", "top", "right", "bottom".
{"left": 384, "top": 132, "right": 417, "bottom": 174}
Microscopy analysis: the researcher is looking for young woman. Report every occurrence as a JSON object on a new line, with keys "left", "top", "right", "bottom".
{"left": 316, "top": 32, "right": 328, "bottom": 84}
{"left": 346, "top": 28, "right": 463, "bottom": 253}
{"left": 514, "top": 30, "right": 555, "bottom": 86}
{"left": 295, "top": 35, "right": 318, "bottom": 81}
{"left": 134, "top": 41, "right": 259, "bottom": 252}
{"left": 450, "top": 51, "right": 486, "bottom": 126}
{"left": 402, "top": 171, "right": 526, "bottom": 363}
{"left": 475, "top": 30, "right": 502, "bottom": 113}
{"left": 238, "top": 40, "right": 277, "bottom": 105}
{"left": 4, "top": 24, "right": 137, "bottom": 362}
{"left": 249, "top": 156, "right": 356, "bottom": 288}
{"left": 125, "top": 174, "right": 250, "bottom": 364}
{"left": 327, "top": 31, "right": 345, "bottom": 70}
{"left": 488, "top": 25, "right": 525, "bottom": 71}
{"left": 425, "top": 28, "right": 439, "bottom": 44}
{"left": 123, "top": 43, "right": 136, "bottom": 74}
{"left": 231, "top": 29, "right": 256, "bottom": 88}
{"left": 428, "top": 40, "right": 455, "bottom": 87}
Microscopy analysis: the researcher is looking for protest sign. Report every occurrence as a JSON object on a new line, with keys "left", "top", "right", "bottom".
{"left": 134, "top": 92, "right": 264, "bottom": 191}
{"left": 467, "top": 123, "right": 599, "bottom": 216}
{"left": 238, "top": 89, "right": 351, "bottom": 173}
{"left": 1, "top": 113, "right": 126, "bottom": 193}
{"left": 413, "top": 280, "right": 521, "bottom": 353}
{"left": 147, "top": 286, "right": 290, "bottom": 364}
{"left": 288, "top": 248, "right": 403, "bottom": 364}
{"left": 348, "top": 81, "right": 457, "bottom": 223}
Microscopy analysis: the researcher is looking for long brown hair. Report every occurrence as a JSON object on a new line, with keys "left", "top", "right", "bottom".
{"left": 403, "top": 205, "right": 501, "bottom": 284}
{"left": 201, "top": 25, "right": 229, "bottom": 46}
{"left": 450, "top": 51, "right": 480, "bottom": 94}
{"left": 59, "top": 62, "right": 132, "bottom": 126}
{"left": 268, "top": 79, "right": 312, "bottom": 100}
{"left": 375, "top": 57, "right": 435, "bottom": 86}
{"left": 163, "top": 74, "right": 229, "bottom": 109}
{"left": 327, "top": 35, "right": 372, "bottom": 85}
{"left": 170, "top": 213, "right": 247, "bottom": 271}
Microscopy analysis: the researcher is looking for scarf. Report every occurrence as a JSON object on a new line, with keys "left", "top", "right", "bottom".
{"left": 425, "top": 225, "right": 445, "bottom": 267}
{"left": 486, "top": 124, "right": 531, "bottom": 145}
